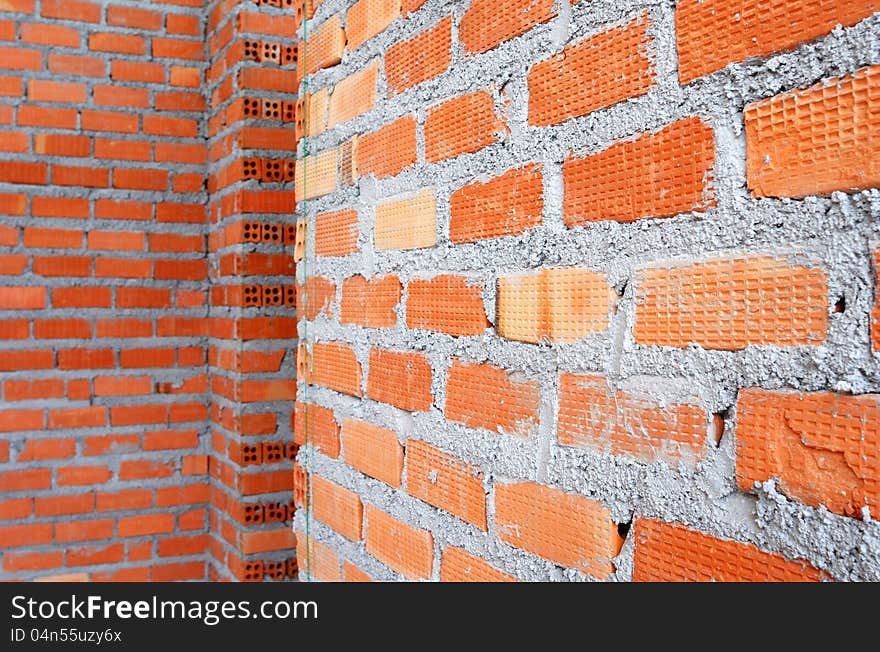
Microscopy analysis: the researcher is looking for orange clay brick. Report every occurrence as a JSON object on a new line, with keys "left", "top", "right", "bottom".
{"left": 406, "top": 439, "right": 487, "bottom": 529}
{"left": 406, "top": 275, "right": 489, "bottom": 337}
{"left": 343, "top": 561, "right": 372, "bottom": 582}
{"left": 676, "top": 0, "right": 877, "bottom": 83}
{"left": 445, "top": 359, "right": 540, "bottom": 437}
{"left": 460, "top": 0, "right": 556, "bottom": 54}
{"left": 528, "top": 13, "right": 654, "bottom": 127}
{"left": 356, "top": 115, "right": 417, "bottom": 179}
{"left": 558, "top": 374, "right": 710, "bottom": 464}
{"left": 745, "top": 66, "right": 880, "bottom": 198}
{"left": 385, "top": 16, "right": 452, "bottom": 95}
{"left": 494, "top": 481, "right": 623, "bottom": 579}
{"left": 736, "top": 388, "right": 880, "bottom": 519}
{"left": 873, "top": 248, "right": 880, "bottom": 352}
{"left": 342, "top": 418, "right": 404, "bottom": 487}
{"left": 304, "top": 14, "right": 345, "bottom": 76}
{"left": 633, "top": 255, "right": 828, "bottom": 350}
{"left": 450, "top": 164, "right": 543, "bottom": 242}
{"left": 315, "top": 209, "right": 359, "bottom": 257}
{"left": 293, "top": 401, "right": 340, "bottom": 458}
{"left": 497, "top": 267, "right": 614, "bottom": 343}
{"left": 440, "top": 546, "right": 516, "bottom": 582}
{"left": 312, "top": 474, "right": 363, "bottom": 540}
{"left": 564, "top": 117, "right": 715, "bottom": 225}
{"left": 364, "top": 504, "right": 434, "bottom": 579}
{"left": 346, "top": 0, "right": 401, "bottom": 51}
{"left": 308, "top": 342, "right": 362, "bottom": 397}
{"left": 374, "top": 189, "right": 437, "bottom": 251}
{"left": 340, "top": 274, "right": 401, "bottom": 328}
{"left": 367, "top": 348, "right": 432, "bottom": 412}
{"left": 295, "top": 148, "right": 337, "bottom": 200}
{"left": 424, "top": 90, "right": 503, "bottom": 163}
{"left": 633, "top": 518, "right": 824, "bottom": 581}
{"left": 296, "top": 276, "right": 335, "bottom": 320}
{"left": 297, "top": 532, "right": 342, "bottom": 582}
{"left": 307, "top": 87, "right": 329, "bottom": 137}
{"left": 327, "top": 61, "right": 378, "bottom": 128}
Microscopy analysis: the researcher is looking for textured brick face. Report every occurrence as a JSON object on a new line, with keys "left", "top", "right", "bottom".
{"left": 384, "top": 16, "right": 452, "bottom": 95}
{"left": 293, "top": 402, "right": 340, "bottom": 458}
{"left": 364, "top": 505, "right": 434, "bottom": 579}
{"left": 736, "top": 389, "right": 880, "bottom": 518}
{"left": 564, "top": 117, "right": 715, "bottom": 225}
{"left": 494, "top": 482, "right": 622, "bottom": 579}
{"left": 346, "top": 0, "right": 401, "bottom": 51}
{"left": 873, "top": 248, "right": 880, "bottom": 352}
{"left": 342, "top": 419, "right": 404, "bottom": 488}
{"left": 424, "top": 90, "right": 503, "bottom": 163}
{"left": 440, "top": 546, "right": 515, "bottom": 582}
{"left": 497, "top": 267, "right": 613, "bottom": 343}
{"left": 676, "top": 0, "right": 878, "bottom": 83}
{"left": 327, "top": 61, "right": 378, "bottom": 128}
{"left": 374, "top": 190, "right": 437, "bottom": 251}
{"left": 460, "top": 0, "right": 556, "bottom": 54}
{"left": 558, "top": 374, "right": 710, "bottom": 464}
{"left": 366, "top": 348, "right": 433, "bottom": 412}
{"left": 308, "top": 342, "right": 363, "bottom": 397}
{"left": 634, "top": 256, "right": 828, "bottom": 350}
{"left": 450, "top": 165, "right": 543, "bottom": 243}
{"left": 745, "top": 66, "right": 880, "bottom": 198}
{"left": 528, "top": 13, "right": 654, "bottom": 126}
{"left": 633, "top": 519, "right": 824, "bottom": 582}
{"left": 314, "top": 209, "right": 359, "bottom": 258}
{"left": 406, "top": 439, "right": 487, "bottom": 529}
{"left": 445, "top": 359, "right": 540, "bottom": 437}
{"left": 311, "top": 475, "right": 363, "bottom": 541}
{"left": 356, "top": 115, "right": 417, "bottom": 179}
{"left": 340, "top": 274, "right": 401, "bottom": 328}
{"left": 406, "top": 275, "right": 489, "bottom": 336}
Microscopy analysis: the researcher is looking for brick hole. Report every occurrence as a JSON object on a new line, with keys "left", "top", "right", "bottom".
{"left": 711, "top": 411, "right": 728, "bottom": 447}
{"left": 282, "top": 101, "right": 296, "bottom": 123}
{"left": 294, "top": 97, "right": 305, "bottom": 142}
{"left": 282, "top": 160, "right": 296, "bottom": 182}
{"left": 243, "top": 40, "right": 262, "bottom": 62}
{"left": 242, "top": 158, "right": 261, "bottom": 180}
{"left": 283, "top": 44, "right": 298, "bottom": 67}
{"left": 243, "top": 285, "right": 262, "bottom": 307}
{"left": 243, "top": 503, "right": 264, "bottom": 525}
{"left": 264, "top": 561, "right": 285, "bottom": 581}
{"left": 261, "top": 222, "right": 282, "bottom": 243}
{"left": 834, "top": 296, "right": 846, "bottom": 313}
{"left": 282, "top": 224, "right": 297, "bottom": 245}
{"left": 283, "top": 285, "right": 296, "bottom": 306}
{"left": 263, "top": 160, "right": 283, "bottom": 183}
{"left": 285, "top": 558, "right": 298, "bottom": 579}
{"left": 263, "top": 99, "right": 281, "bottom": 121}
{"left": 285, "top": 442, "right": 297, "bottom": 461}
{"left": 241, "top": 444, "right": 261, "bottom": 465}
{"left": 262, "top": 285, "right": 283, "bottom": 306}
{"left": 264, "top": 501, "right": 286, "bottom": 522}
{"left": 262, "top": 41, "right": 281, "bottom": 64}
{"left": 262, "top": 441, "right": 284, "bottom": 463}
{"left": 243, "top": 561, "right": 264, "bottom": 582}
{"left": 243, "top": 221, "right": 262, "bottom": 243}
{"left": 243, "top": 97, "right": 262, "bottom": 118}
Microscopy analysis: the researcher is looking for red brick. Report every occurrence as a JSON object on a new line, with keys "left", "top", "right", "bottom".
{"left": 633, "top": 255, "right": 828, "bottom": 350}
{"left": 460, "top": 0, "right": 556, "bottom": 54}
{"left": 19, "top": 436, "right": 74, "bottom": 460}
{"left": 440, "top": 546, "right": 516, "bottom": 582}
{"left": 528, "top": 13, "right": 654, "bottom": 126}
{"left": 406, "top": 274, "right": 489, "bottom": 336}
{"left": 495, "top": 481, "right": 623, "bottom": 579}
{"left": 558, "top": 374, "right": 711, "bottom": 464}
{"left": 89, "top": 32, "right": 145, "bottom": 54}
{"left": 340, "top": 274, "right": 401, "bottom": 328}
{"left": 42, "top": 0, "right": 102, "bottom": 24}
{"left": 312, "top": 475, "right": 363, "bottom": 540}
{"left": 364, "top": 505, "right": 433, "bottom": 579}
{"left": 450, "top": 164, "right": 543, "bottom": 242}
{"left": 406, "top": 439, "right": 486, "bottom": 529}
{"left": 28, "top": 79, "right": 87, "bottom": 103}
{"left": 48, "top": 53, "right": 104, "bottom": 77}
{"left": 107, "top": 5, "right": 162, "bottom": 30}
{"left": 385, "top": 16, "right": 452, "bottom": 95}
{"left": 67, "top": 543, "right": 124, "bottom": 567}
{"left": 676, "top": 0, "right": 877, "bottom": 83}
{"left": 34, "top": 493, "right": 93, "bottom": 516}
{"left": 0, "top": 46, "right": 42, "bottom": 70}
{"left": 425, "top": 91, "right": 502, "bottom": 162}
{"left": 342, "top": 418, "right": 404, "bottom": 487}
{"left": 0, "top": 161, "right": 47, "bottom": 185}
{"left": 0, "top": 468, "right": 51, "bottom": 491}
{"left": 0, "top": 523, "right": 53, "bottom": 549}
{"left": 633, "top": 518, "right": 824, "bottom": 581}
{"left": 57, "top": 465, "right": 112, "bottom": 487}
{"left": 0, "top": 286, "right": 45, "bottom": 309}
{"left": 3, "top": 551, "right": 63, "bottom": 572}
{"left": 293, "top": 401, "right": 340, "bottom": 458}
{"left": 445, "top": 359, "right": 540, "bottom": 437}
{"left": 21, "top": 23, "right": 80, "bottom": 47}
{"left": 118, "top": 514, "right": 174, "bottom": 537}
{"left": 367, "top": 348, "right": 432, "bottom": 412}
{"left": 356, "top": 115, "right": 417, "bottom": 179}
{"left": 746, "top": 66, "right": 880, "bottom": 198}
{"left": 308, "top": 342, "right": 362, "bottom": 397}
{"left": 736, "top": 388, "right": 880, "bottom": 519}
{"left": 347, "top": 0, "right": 401, "bottom": 50}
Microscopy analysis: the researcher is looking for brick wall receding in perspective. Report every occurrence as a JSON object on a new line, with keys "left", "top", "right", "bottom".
{"left": 2, "top": 0, "right": 879, "bottom": 584}
{"left": 292, "top": 0, "right": 880, "bottom": 582}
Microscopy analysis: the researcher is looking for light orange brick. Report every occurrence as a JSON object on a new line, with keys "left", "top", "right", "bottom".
{"left": 342, "top": 418, "right": 404, "bottom": 487}
{"left": 497, "top": 267, "right": 613, "bottom": 343}
{"left": 327, "top": 61, "right": 378, "bottom": 128}
{"left": 346, "top": 0, "right": 400, "bottom": 51}
{"left": 440, "top": 546, "right": 516, "bottom": 582}
{"left": 295, "top": 148, "right": 338, "bottom": 200}
{"left": 374, "top": 190, "right": 436, "bottom": 251}
{"left": 304, "top": 14, "right": 345, "bottom": 75}
{"left": 365, "top": 505, "right": 433, "bottom": 579}
{"left": 312, "top": 474, "right": 363, "bottom": 540}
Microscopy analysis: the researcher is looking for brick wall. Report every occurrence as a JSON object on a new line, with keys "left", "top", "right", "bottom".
{"left": 293, "top": 0, "right": 880, "bottom": 581}
{"left": 0, "top": 0, "right": 301, "bottom": 582}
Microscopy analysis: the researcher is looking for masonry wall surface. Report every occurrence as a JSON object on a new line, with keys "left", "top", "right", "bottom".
{"left": 292, "top": 0, "right": 880, "bottom": 581}
{"left": 0, "top": 0, "right": 302, "bottom": 582}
